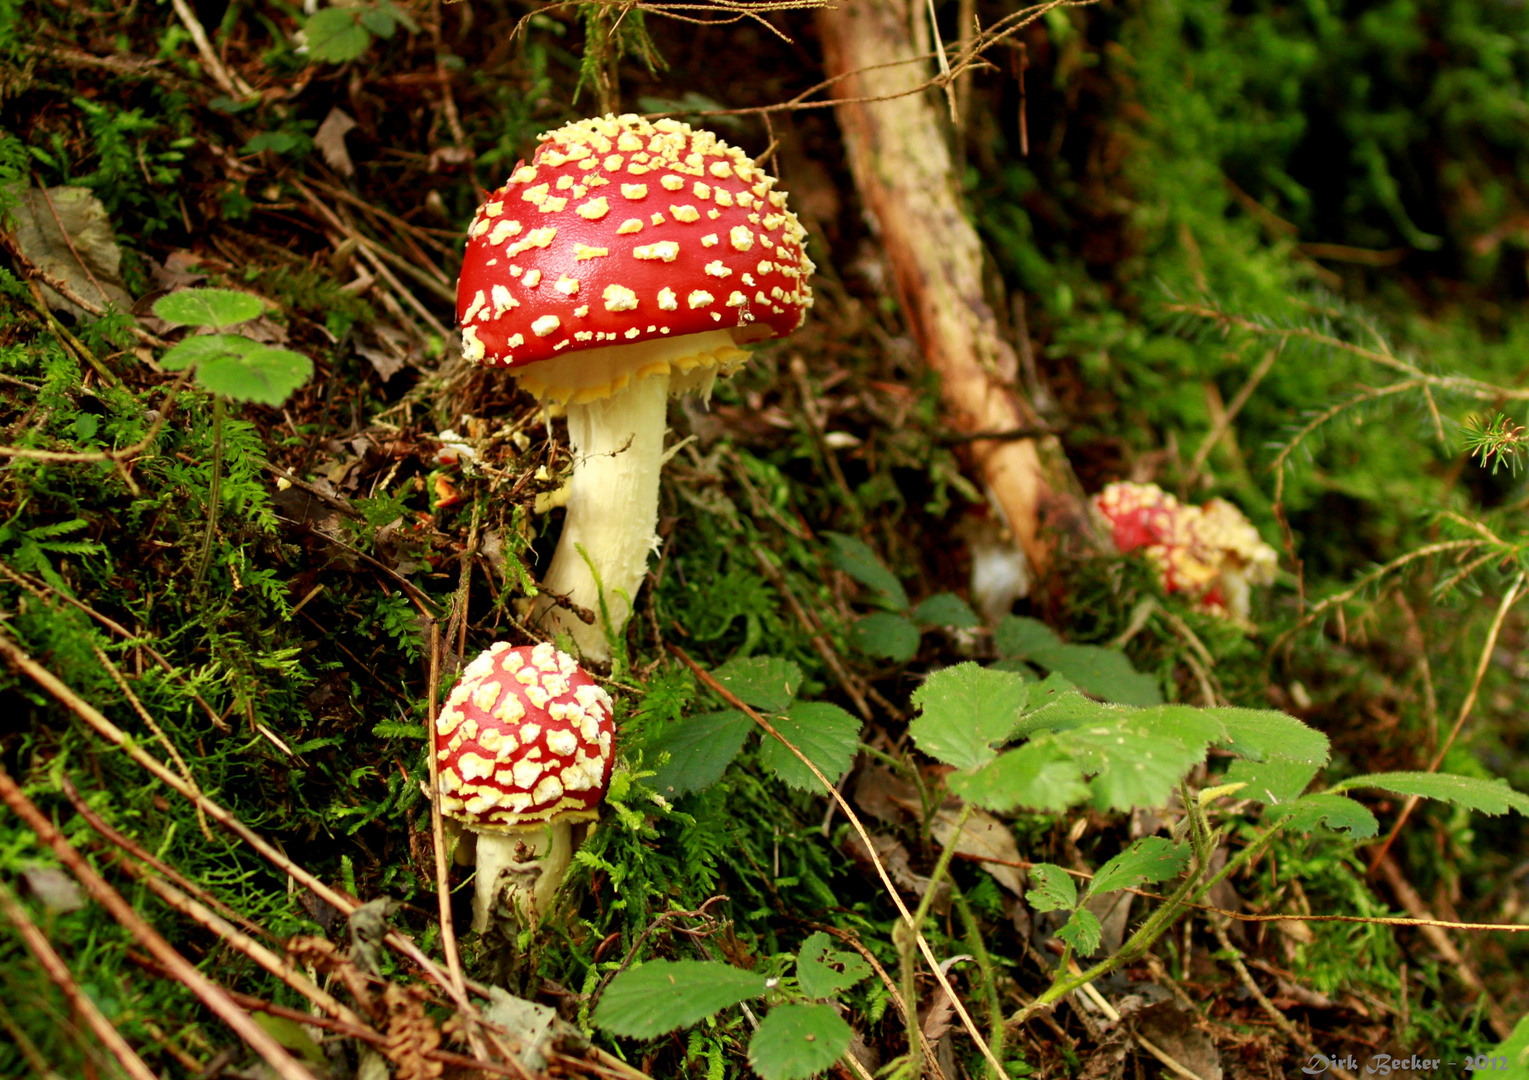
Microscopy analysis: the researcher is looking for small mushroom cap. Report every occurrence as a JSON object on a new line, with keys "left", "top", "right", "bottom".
{"left": 1092, "top": 482, "right": 1277, "bottom": 613}
{"left": 456, "top": 113, "right": 815, "bottom": 403}
{"left": 435, "top": 642, "right": 615, "bottom": 832}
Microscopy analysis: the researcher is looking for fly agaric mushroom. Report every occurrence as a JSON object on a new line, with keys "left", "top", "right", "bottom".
{"left": 435, "top": 641, "right": 615, "bottom": 930}
{"left": 456, "top": 114, "right": 815, "bottom": 661}
{"left": 1092, "top": 482, "right": 1277, "bottom": 620}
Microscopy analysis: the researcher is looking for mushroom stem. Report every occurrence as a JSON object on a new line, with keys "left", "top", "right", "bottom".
{"left": 471, "top": 821, "right": 574, "bottom": 932}
{"left": 535, "top": 371, "right": 670, "bottom": 662}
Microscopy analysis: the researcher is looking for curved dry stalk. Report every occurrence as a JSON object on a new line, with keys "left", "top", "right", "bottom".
{"left": 669, "top": 645, "right": 1007, "bottom": 1080}
{"left": 0, "top": 879, "right": 161, "bottom": 1080}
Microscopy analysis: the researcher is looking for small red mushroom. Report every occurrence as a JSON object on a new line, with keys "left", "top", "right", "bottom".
{"left": 1092, "top": 482, "right": 1276, "bottom": 620}
{"left": 435, "top": 641, "right": 615, "bottom": 929}
{"left": 456, "top": 113, "right": 814, "bottom": 661}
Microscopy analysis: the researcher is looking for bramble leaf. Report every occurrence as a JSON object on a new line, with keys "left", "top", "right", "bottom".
{"left": 1268, "top": 793, "right": 1379, "bottom": 838}
{"left": 759, "top": 702, "right": 861, "bottom": 791}
{"left": 908, "top": 662, "right": 1030, "bottom": 771}
{"left": 647, "top": 709, "right": 754, "bottom": 798}
{"left": 711, "top": 655, "right": 801, "bottom": 713}
{"left": 1215, "top": 709, "right": 1330, "bottom": 765}
{"left": 304, "top": 7, "right": 371, "bottom": 63}
{"left": 1223, "top": 757, "right": 1320, "bottom": 804}
{"left": 748, "top": 1004, "right": 852, "bottom": 1080}
{"left": 824, "top": 532, "right": 908, "bottom": 610}
{"left": 592, "top": 960, "right": 768, "bottom": 1038}
{"left": 795, "top": 932, "right": 871, "bottom": 999}
{"left": 153, "top": 287, "right": 263, "bottom": 329}
{"left": 1056, "top": 909, "right": 1102, "bottom": 956}
{"left": 1026, "top": 643, "right": 1163, "bottom": 706}
{"left": 1025, "top": 863, "right": 1077, "bottom": 912}
{"left": 913, "top": 592, "right": 980, "bottom": 629}
{"left": 995, "top": 615, "right": 1061, "bottom": 656}
{"left": 1086, "top": 837, "right": 1190, "bottom": 899}
{"left": 1336, "top": 772, "right": 1529, "bottom": 817}
{"left": 850, "top": 612, "right": 920, "bottom": 663}
{"left": 947, "top": 738, "right": 1089, "bottom": 813}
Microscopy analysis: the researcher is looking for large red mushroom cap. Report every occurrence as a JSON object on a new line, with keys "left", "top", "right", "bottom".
{"left": 456, "top": 113, "right": 815, "bottom": 404}
{"left": 435, "top": 641, "right": 615, "bottom": 830}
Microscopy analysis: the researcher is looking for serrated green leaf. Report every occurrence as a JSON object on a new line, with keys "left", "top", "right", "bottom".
{"left": 850, "top": 612, "right": 920, "bottom": 662}
{"left": 153, "top": 287, "right": 263, "bottom": 329}
{"left": 1028, "top": 643, "right": 1162, "bottom": 706}
{"left": 994, "top": 615, "right": 1061, "bottom": 657}
{"left": 1222, "top": 757, "right": 1320, "bottom": 804}
{"left": 160, "top": 333, "right": 255, "bottom": 371}
{"left": 647, "top": 709, "right": 754, "bottom": 798}
{"left": 758, "top": 702, "right": 861, "bottom": 791}
{"left": 304, "top": 8, "right": 371, "bottom": 62}
{"left": 711, "top": 655, "right": 802, "bottom": 712}
{"left": 1055, "top": 716, "right": 1211, "bottom": 812}
{"left": 795, "top": 932, "right": 871, "bottom": 999}
{"left": 358, "top": 7, "right": 397, "bottom": 37}
{"left": 196, "top": 345, "right": 313, "bottom": 405}
{"left": 1056, "top": 909, "right": 1103, "bottom": 956}
{"left": 592, "top": 960, "right": 769, "bottom": 1038}
{"left": 912, "top": 592, "right": 980, "bottom": 628}
{"left": 1010, "top": 677, "right": 1115, "bottom": 739}
{"left": 908, "top": 663, "right": 1030, "bottom": 771}
{"left": 1086, "top": 837, "right": 1190, "bottom": 899}
{"left": 824, "top": 532, "right": 908, "bottom": 610}
{"left": 1215, "top": 709, "right": 1329, "bottom": 765}
{"left": 1025, "top": 863, "right": 1077, "bottom": 912}
{"left": 947, "top": 738, "right": 1089, "bottom": 813}
{"left": 748, "top": 1004, "right": 852, "bottom": 1080}
{"left": 1336, "top": 772, "right": 1529, "bottom": 817}
{"left": 1268, "top": 793, "right": 1379, "bottom": 838}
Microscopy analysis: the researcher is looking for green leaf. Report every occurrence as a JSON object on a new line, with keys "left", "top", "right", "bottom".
{"left": 1215, "top": 709, "right": 1330, "bottom": 765}
{"left": 710, "top": 655, "right": 802, "bottom": 713}
{"left": 304, "top": 7, "right": 371, "bottom": 62}
{"left": 251, "top": 1013, "right": 327, "bottom": 1067}
{"left": 994, "top": 615, "right": 1061, "bottom": 657}
{"left": 1056, "top": 909, "right": 1102, "bottom": 956}
{"left": 159, "top": 333, "right": 255, "bottom": 371}
{"left": 849, "top": 612, "right": 920, "bottom": 662}
{"left": 1025, "top": 863, "right": 1077, "bottom": 912}
{"left": 758, "top": 703, "right": 861, "bottom": 791}
{"left": 1268, "top": 793, "right": 1379, "bottom": 838}
{"left": 947, "top": 738, "right": 1089, "bottom": 813}
{"left": 241, "top": 130, "right": 307, "bottom": 156}
{"left": 824, "top": 532, "right": 908, "bottom": 610}
{"left": 1222, "top": 757, "right": 1320, "bottom": 804}
{"left": 912, "top": 592, "right": 980, "bottom": 629}
{"left": 1011, "top": 678, "right": 1116, "bottom": 739}
{"left": 357, "top": 7, "right": 397, "bottom": 37}
{"left": 908, "top": 662, "right": 1030, "bottom": 771}
{"left": 795, "top": 932, "right": 871, "bottom": 999}
{"left": 197, "top": 345, "right": 313, "bottom": 405}
{"left": 1085, "top": 837, "right": 1190, "bottom": 899}
{"left": 1336, "top": 771, "right": 1529, "bottom": 817}
{"left": 153, "top": 287, "right": 264, "bottom": 329}
{"left": 592, "top": 960, "right": 769, "bottom": 1038}
{"left": 748, "top": 1004, "right": 852, "bottom": 1080}
{"left": 1056, "top": 711, "right": 1218, "bottom": 811}
{"left": 1485, "top": 1012, "right": 1529, "bottom": 1078}
{"left": 647, "top": 709, "right": 755, "bottom": 798}
{"left": 1027, "top": 643, "right": 1162, "bottom": 706}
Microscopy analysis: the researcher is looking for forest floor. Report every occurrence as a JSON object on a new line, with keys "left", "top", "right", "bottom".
{"left": 2, "top": 2, "right": 1529, "bottom": 1079}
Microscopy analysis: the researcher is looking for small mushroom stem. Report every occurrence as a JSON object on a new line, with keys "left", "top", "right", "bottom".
{"left": 471, "top": 821, "right": 573, "bottom": 932}
{"left": 535, "top": 371, "right": 670, "bottom": 662}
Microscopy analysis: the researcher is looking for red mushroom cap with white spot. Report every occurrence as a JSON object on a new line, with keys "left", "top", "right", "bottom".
{"left": 456, "top": 113, "right": 815, "bottom": 403}
{"left": 436, "top": 642, "right": 615, "bottom": 831}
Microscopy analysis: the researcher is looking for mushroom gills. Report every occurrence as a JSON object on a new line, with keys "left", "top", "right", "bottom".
{"left": 471, "top": 820, "right": 574, "bottom": 932}
{"left": 514, "top": 329, "right": 748, "bottom": 405}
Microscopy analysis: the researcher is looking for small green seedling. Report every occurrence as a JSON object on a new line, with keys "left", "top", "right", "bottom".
{"left": 152, "top": 288, "right": 311, "bottom": 406}
{"left": 302, "top": 1, "right": 419, "bottom": 64}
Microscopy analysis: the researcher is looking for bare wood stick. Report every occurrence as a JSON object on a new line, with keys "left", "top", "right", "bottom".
{"left": 167, "top": 0, "right": 253, "bottom": 98}
{"left": 817, "top": 0, "right": 1100, "bottom": 580}
{"left": 0, "top": 879, "right": 161, "bottom": 1080}
{"left": 0, "top": 766, "right": 318, "bottom": 1080}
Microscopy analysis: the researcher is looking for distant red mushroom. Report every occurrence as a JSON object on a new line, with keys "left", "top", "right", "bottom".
{"left": 1092, "top": 482, "right": 1277, "bottom": 619}
{"left": 456, "top": 113, "right": 814, "bottom": 661}
{"left": 435, "top": 641, "right": 614, "bottom": 929}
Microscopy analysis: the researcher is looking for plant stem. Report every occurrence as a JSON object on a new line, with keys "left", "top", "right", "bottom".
{"left": 899, "top": 802, "right": 972, "bottom": 1075}
{"left": 194, "top": 395, "right": 224, "bottom": 588}
{"left": 950, "top": 881, "right": 1005, "bottom": 1078}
